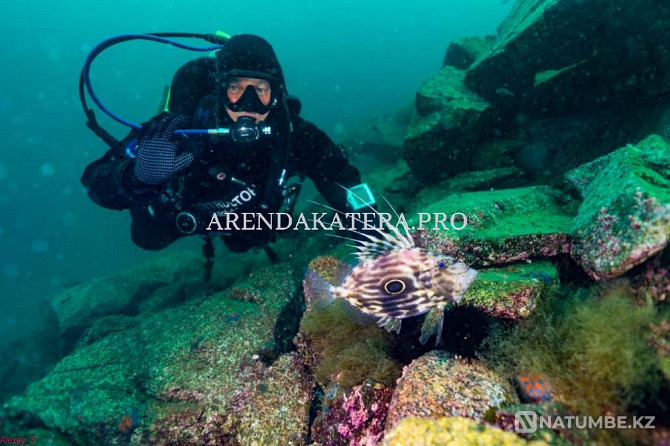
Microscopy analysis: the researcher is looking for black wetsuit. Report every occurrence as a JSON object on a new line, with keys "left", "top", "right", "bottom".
{"left": 81, "top": 57, "right": 361, "bottom": 252}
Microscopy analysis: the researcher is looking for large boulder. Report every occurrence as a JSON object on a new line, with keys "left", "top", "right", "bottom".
{"left": 567, "top": 135, "right": 670, "bottom": 280}
{"left": 46, "top": 250, "right": 256, "bottom": 354}
{"left": 461, "top": 261, "right": 557, "bottom": 321}
{"left": 468, "top": 0, "right": 670, "bottom": 114}
{"left": 407, "top": 185, "right": 574, "bottom": 268}
{"left": 404, "top": 0, "right": 670, "bottom": 183}
{"left": 443, "top": 36, "right": 495, "bottom": 70}
{"left": 404, "top": 67, "right": 493, "bottom": 181}
{"left": 6, "top": 264, "right": 312, "bottom": 445}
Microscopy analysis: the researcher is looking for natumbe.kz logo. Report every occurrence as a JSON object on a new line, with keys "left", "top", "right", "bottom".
{"left": 514, "top": 411, "right": 656, "bottom": 433}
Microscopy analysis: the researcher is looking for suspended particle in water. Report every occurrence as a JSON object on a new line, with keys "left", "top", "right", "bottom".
{"left": 62, "top": 212, "right": 77, "bottom": 226}
{"left": 31, "top": 239, "right": 50, "bottom": 252}
{"left": 3, "top": 264, "right": 20, "bottom": 278}
{"left": 41, "top": 163, "right": 55, "bottom": 177}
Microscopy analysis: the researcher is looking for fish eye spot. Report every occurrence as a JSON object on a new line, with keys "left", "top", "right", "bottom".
{"left": 438, "top": 262, "right": 445, "bottom": 268}
{"left": 384, "top": 279, "right": 405, "bottom": 295}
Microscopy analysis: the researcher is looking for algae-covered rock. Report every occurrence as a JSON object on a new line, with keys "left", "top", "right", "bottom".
{"left": 47, "top": 251, "right": 218, "bottom": 352}
{"left": 384, "top": 351, "right": 519, "bottom": 433}
{"left": 567, "top": 135, "right": 670, "bottom": 280}
{"left": 75, "top": 314, "right": 137, "bottom": 348}
{"left": 404, "top": 0, "right": 670, "bottom": 183}
{"left": 383, "top": 416, "right": 547, "bottom": 445}
{"left": 404, "top": 66, "right": 492, "bottom": 182}
{"left": 462, "top": 261, "right": 557, "bottom": 321}
{"left": 470, "top": 139, "right": 526, "bottom": 171}
{"left": 409, "top": 186, "right": 573, "bottom": 268}
{"left": 226, "top": 353, "right": 313, "bottom": 446}
{"left": 6, "top": 264, "right": 312, "bottom": 445}
{"left": 298, "top": 256, "right": 403, "bottom": 389}
{"left": 443, "top": 36, "right": 494, "bottom": 70}
{"left": 468, "top": 0, "right": 670, "bottom": 114}
{"left": 421, "top": 167, "right": 526, "bottom": 196}
{"left": 339, "top": 104, "right": 414, "bottom": 166}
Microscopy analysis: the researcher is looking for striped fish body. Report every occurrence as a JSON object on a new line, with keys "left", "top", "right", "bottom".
{"left": 304, "top": 187, "right": 477, "bottom": 345}
{"left": 333, "top": 248, "right": 465, "bottom": 319}
{"left": 306, "top": 248, "right": 477, "bottom": 345}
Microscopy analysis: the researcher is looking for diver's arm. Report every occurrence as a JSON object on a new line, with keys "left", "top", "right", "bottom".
{"left": 293, "top": 119, "right": 362, "bottom": 210}
{"left": 81, "top": 131, "right": 160, "bottom": 210}
{"left": 82, "top": 133, "right": 185, "bottom": 250}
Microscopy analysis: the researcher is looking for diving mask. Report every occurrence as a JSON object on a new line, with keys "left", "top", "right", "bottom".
{"left": 225, "top": 83, "right": 275, "bottom": 115}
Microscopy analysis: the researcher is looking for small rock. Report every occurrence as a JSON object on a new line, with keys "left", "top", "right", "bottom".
{"left": 311, "top": 380, "right": 392, "bottom": 446}
{"left": 383, "top": 416, "right": 544, "bottom": 445}
{"left": 384, "top": 352, "right": 519, "bottom": 433}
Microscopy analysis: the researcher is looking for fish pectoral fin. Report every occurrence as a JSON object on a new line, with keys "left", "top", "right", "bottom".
{"left": 377, "top": 316, "right": 402, "bottom": 334}
{"left": 419, "top": 307, "right": 445, "bottom": 346}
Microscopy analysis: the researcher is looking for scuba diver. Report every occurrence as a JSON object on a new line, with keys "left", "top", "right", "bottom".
{"left": 81, "top": 34, "right": 374, "bottom": 274}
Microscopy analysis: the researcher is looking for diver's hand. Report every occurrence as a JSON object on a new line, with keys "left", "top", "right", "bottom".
{"left": 134, "top": 113, "right": 194, "bottom": 185}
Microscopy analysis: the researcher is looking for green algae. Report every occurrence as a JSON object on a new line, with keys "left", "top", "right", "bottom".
{"left": 299, "top": 300, "right": 402, "bottom": 389}
{"left": 482, "top": 281, "right": 665, "bottom": 444}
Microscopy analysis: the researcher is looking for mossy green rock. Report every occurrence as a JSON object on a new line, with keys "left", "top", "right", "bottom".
{"left": 462, "top": 261, "right": 557, "bottom": 320}
{"left": 420, "top": 167, "right": 526, "bottom": 197}
{"left": 405, "top": 0, "right": 670, "bottom": 182}
{"left": 567, "top": 135, "right": 670, "bottom": 280}
{"left": 6, "top": 264, "right": 312, "bottom": 445}
{"left": 409, "top": 186, "right": 573, "bottom": 267}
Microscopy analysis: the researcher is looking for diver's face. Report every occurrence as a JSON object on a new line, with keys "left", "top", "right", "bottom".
{"left": 225, "top": 77, "right": 272, "bottom": 124}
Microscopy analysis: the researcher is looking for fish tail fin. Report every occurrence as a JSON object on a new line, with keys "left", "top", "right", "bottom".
{"left": 419, "top": 307, "right": 445, "bottom": 345}
{"left": 303, "top": 268, "right": 336, "bottom": 311}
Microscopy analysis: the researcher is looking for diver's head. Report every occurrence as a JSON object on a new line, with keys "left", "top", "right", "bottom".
{"left": 216, "top": 34, "right": 286, "bottom": 122}
{"left": 224, "top": 76, "right": 272, "bottom": 123}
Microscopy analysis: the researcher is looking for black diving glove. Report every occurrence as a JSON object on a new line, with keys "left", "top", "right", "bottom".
{"left": 133, "top": 113, "right": 194, "bottom": 185}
